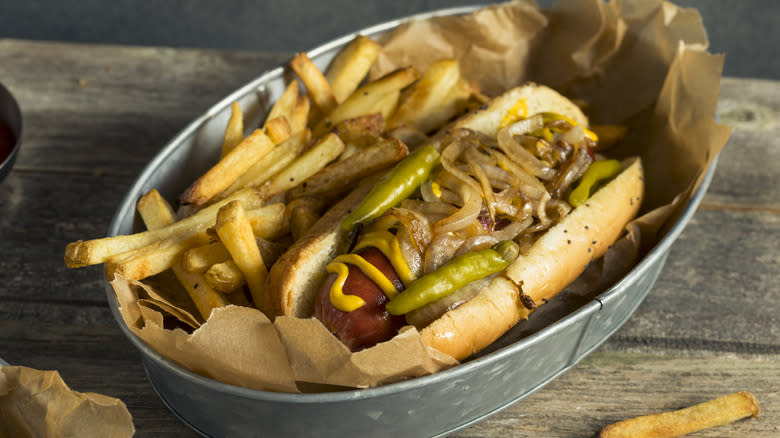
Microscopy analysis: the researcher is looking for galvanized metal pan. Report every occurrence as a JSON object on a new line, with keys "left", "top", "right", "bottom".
{"left": 104, "top": 6, "right": 717, "bottom": 437}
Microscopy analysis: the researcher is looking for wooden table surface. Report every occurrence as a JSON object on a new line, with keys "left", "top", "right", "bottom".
{"left": 0, "top": 39, "right": 777, "bottom": 437}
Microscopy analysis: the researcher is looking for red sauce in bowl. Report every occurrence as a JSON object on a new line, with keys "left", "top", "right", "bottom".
{"left": 0, "top": 120, "right": 14, "bottom": 163}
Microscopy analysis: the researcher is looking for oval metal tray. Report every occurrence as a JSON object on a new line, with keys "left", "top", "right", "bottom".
{"left": 104, "top": 6, "right": 717, "bottom": 437}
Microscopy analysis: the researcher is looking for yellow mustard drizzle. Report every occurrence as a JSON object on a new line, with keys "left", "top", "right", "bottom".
{"left": 499, "top": 98, "right": 528, "bottom": 129}
{"left": 353, "top": 230, "right": 416, "bottom": 286}
{"left": 327, "top": 220, "right": 419, "bottom": 312}
{"left": 325, "top": 261, "right": 365, "bottom": 312}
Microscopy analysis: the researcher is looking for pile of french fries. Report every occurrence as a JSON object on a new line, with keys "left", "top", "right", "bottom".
{"left": 64, "top": 35, "right": 484, "bottom": 322}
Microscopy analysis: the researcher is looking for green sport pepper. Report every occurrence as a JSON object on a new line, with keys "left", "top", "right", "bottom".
{"left": 385, "top": 240, "right": 520, "bottom": 316}
{"left": 341, "top": 144, "right": 441, "bottom": 232}
{"left": 567, "top": 159, "right": 623, "bottom": 207}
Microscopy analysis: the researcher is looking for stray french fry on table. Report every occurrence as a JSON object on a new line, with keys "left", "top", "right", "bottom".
{"left": 598, "top": 391, "right": 761, "bottom": 438}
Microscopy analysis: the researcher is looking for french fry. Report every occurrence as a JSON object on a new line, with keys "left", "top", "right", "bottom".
{"left": 290, "top": 52, "right": 337, "bottom": 115}
{"left": 598, "top": 391, "right": 761, "bottom": 438}
{"left": 204, "top": 260, "right": 245, "bottom": 294}
{"left": 221, "top": 101, "right": 244, "bottom": 157}
{"left": 181, "top": 242, "right": 231, "bottom": 273}
{"left": 65, "top": 188, "right": 263, "bottom": 268}
{"left": 102, "top": 202, "right": 286, "bottom": 281}
{"left": 220, "top": 130, "right": 309, "bottom": 199}
{"left": 266, "top": 80, "right": 298, "bottom": 124}
{"left": 290, "top": 94, "right": 310, "bottom": 135}
{"left": 183, "top": 237, "right": 287, "bottom": 273}
{"left": 330, "top": 113, "right": 385, "bottom": 147}
{"left": 245, "top": 203, "right": 289, "bottom": 239}
{"left": 287, "top": 137, "right": 408, "bottom": 201}
{"left": 388, "top": 59, "right": 465, "bottom": 133}
{"left": 314, "top": 66, "right": 420, "bottom": 137}
{"left": 215, "top": 201, "right": 267, "bottom": 307}
{"left": 264, "top": 116, "right": 292, "bottom": 145}
{"left": 134, "top": 189, "right": 231, "bottom": 320}
{"left": 373, "top": 90, "right": 401, "bottom": 124}
{"left": 325, "top": 35, "right": 381, "bottom": 103}
{"left": 179, "top": 129, "right": 275, "bottom": 206}
{"left": 286, "top": 197, "right": 325, "bottom": 241}
{"left": 136, "top": 189, "right": 176, "bottom": 229}
{"left": 104, "top": 228, "right": 212, "bottom": 281}
{"left": 258, "top": 132, "right": 345, "bottom": 199}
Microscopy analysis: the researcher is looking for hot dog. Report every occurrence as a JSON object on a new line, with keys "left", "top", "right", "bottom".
{"left": 266, "top": 83, "right": 644, "bottom": 360}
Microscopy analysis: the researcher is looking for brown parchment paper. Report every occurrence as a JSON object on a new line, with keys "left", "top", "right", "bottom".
{"left": 110, "top": 0, "right": 731, "bottom": 392}
{"left": 0, "top": 366, "right": 134, "bottom": 438}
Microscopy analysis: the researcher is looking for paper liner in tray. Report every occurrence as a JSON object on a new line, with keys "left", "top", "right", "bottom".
{"left": 109, "top": 0, "right": 731, "bottom": 393}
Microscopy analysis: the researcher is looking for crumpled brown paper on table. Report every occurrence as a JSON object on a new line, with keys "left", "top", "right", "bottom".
{"left": 110, "top": 0, "right": 731, "bottom": 392}
{"left": 0, "top": 366, "right": 134, "bottom": 438}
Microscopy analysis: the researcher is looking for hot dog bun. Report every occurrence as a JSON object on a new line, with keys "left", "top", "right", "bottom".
{"left": 420, "top": 158, "right": 643, "bottom": 359}
{"left": 266, "top": 83, "right": 587, "bottom": 317}
{"left": 265, "top": 83, "right": 644, "bottom": 361}
{"left": 265, "top": 179, "right": 376, "bottom": 317}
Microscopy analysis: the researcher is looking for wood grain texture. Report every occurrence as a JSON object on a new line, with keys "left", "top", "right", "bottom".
{"left": 0, "top": 40, "right": 776, "bottom": 437}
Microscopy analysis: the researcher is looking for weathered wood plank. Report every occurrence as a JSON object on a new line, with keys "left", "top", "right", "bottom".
{"left": 612, "top": 208, "right": 780, "bottom": 354}
{"left": 709, "top": 78, "right": 780, "bottom": 209}
{"left": 454, "top": 352, "right": 778, "bottom": 437}
{"left": 0, "top": 39, "right": 289, "bottom": 173}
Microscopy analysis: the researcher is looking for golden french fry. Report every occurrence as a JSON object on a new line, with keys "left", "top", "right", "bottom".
{"left": 598, "top": 391, "right": 761, "bottom": 438}
{"left": 325, "top": 35, "right": 381, "bottom": 103}
{"left": 258, "top": 132, "right": 345, "bottom": 199}
{"left": 286, "top": 197, "right": 325, "bottom": 241}
{"left": 181, "top": 242, "right": 231, "bottom": 273}
{"left": 65, "top": 188, "right": 263, "bottom": 268}
{"left": 246, "top": 203, "right": 289, "bottom": 239}
{"left": 221, "top": 101, "right": 244, "bottom": 157}
{"left": 179, "top": 129, "right": 275, "bottom": 206}
{"left": 220, "top": 130, "right": 309, "bottom": 199}
{"left": 100, "top": 202, "right": 285, "bottom": 280}
{"left": 134, "top": 190, "right": 231, "bottom": 319}
{"left": 205, "top": 260, "right": 245, "bottom": 294}
{"left": 388, "top": 59, "right": 466, "bottom": 133}
{"left": 266, "top": 80, "right": 298, "bottom": 124}
{"left": 314, "top": 67, "right": 419, "bottom": 137}
{"left": 330, "top": 113, "right": 385, "bottom": 147}
{"left": 264, "top": 116, "right": 292, "bottom": 145}
{"left": 105, "top": 232, "right": 213, "bottom": 281}
{"left": 290, "top": 52, "right": 337, "bottom": 115}
{"left": 136, "top": 189, "right": 176, "bottom": 230}
{"left": 290, "top": 94, "right": 310, "bottom": 135}
{"left": 373, "top": 90, "right": 401, "bottom": 124}
{"left": 183, "top": 237, "right": 286, "bottom": 273}
{"left": 215, "top": 201, "right": 267, "bottom": 307}
{"left": 287, "top": 137, "right": 408, "bottom": 201}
